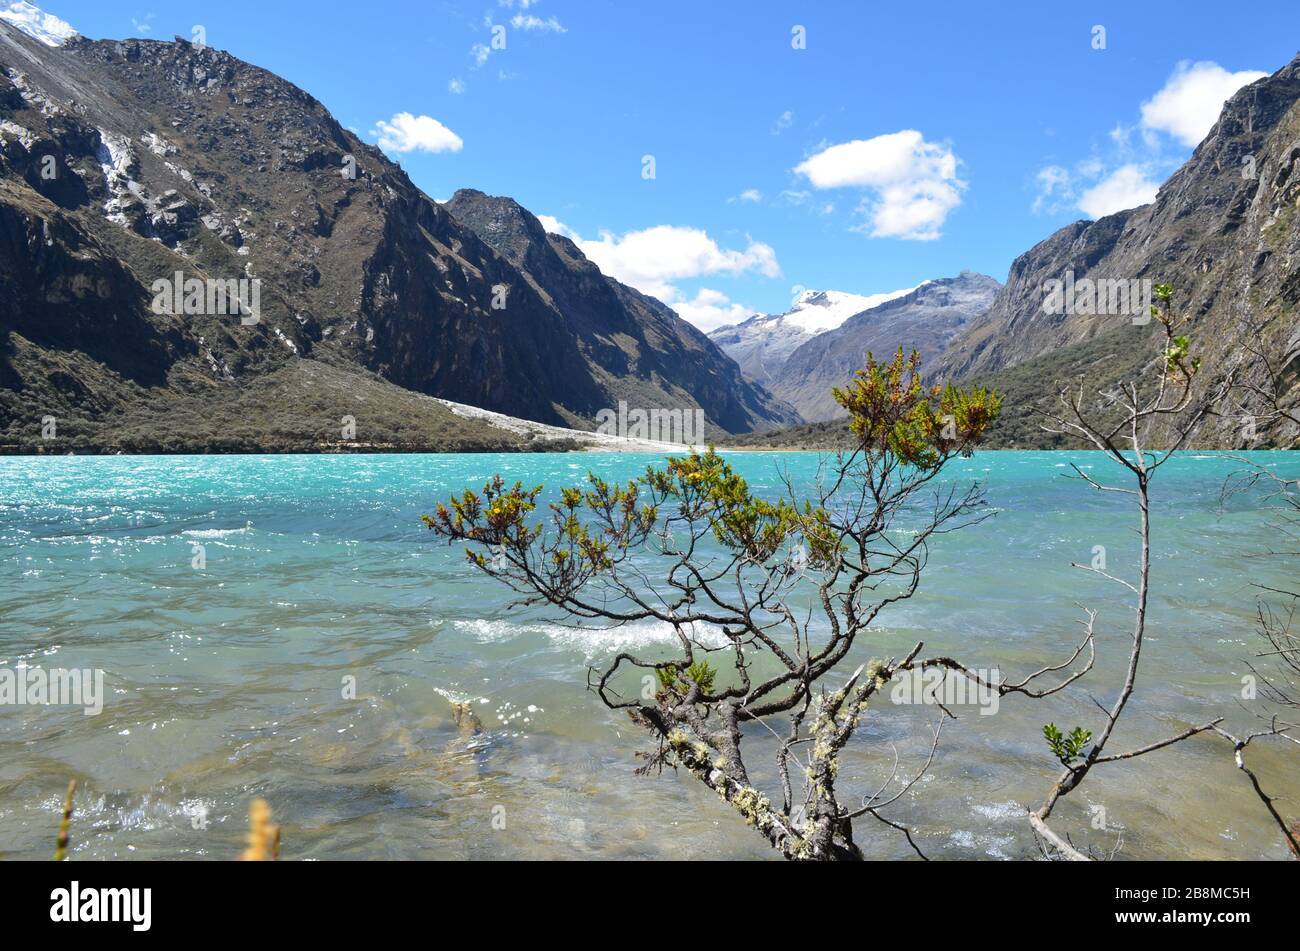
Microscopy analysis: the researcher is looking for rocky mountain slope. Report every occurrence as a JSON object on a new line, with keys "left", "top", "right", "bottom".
{"left": 708, "top": 286, "right": 918, "bottom": 387}
{"left": 0, "top": 17, "right": 792, "bottom": 453}
{"left": 933, "top": 52, "right": 1300, "bottom": 447}
{"left": 745, "top": 51, "right": 1300, "bottom": 448}
{"left": 768, "top": 272, "right": 1000, "bottom": 422}
{"left": 443, "top": 189, "right": 795, "bottom": 434}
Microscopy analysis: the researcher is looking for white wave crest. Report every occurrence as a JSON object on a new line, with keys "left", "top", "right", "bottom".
{"left": 451, "top": 617, "right": 730, "bottom": 659}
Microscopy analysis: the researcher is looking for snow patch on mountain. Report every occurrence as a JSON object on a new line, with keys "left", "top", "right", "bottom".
{"left": 0, "top": 2, "right": 78, "bottom": 47}
{"left": 779, "top": 286, "right": 926, "bottom": 334}
{"left": 708, "top": 284, "right": 924, "bottom": 388}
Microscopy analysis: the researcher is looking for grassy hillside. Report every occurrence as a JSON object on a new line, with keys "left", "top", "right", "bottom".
{"left": 0, "top": 354, "right": 580, "bottom": 454}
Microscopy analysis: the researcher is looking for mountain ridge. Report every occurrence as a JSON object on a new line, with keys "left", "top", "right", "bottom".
{"left": 931, "top": 50, "right": 1300, "bottom": 447}
{"left": 0, "top": 21, "right": 794, "bottom": 452}
{"left": 727, "top": 271, "right": 1001, "bottom": 423}
{"left": 2, "top": 6, "right": 1297, "bottom": 452}
{"left": 442, "top": 188, "right": 795, "bottom": 434}
{"left": 708, "top": 286, "right": 922, "bottom": 387}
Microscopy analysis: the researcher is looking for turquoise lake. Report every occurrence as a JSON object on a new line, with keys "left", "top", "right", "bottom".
{"left": 1, "top": 450, "right": 1297, "bottom": 860}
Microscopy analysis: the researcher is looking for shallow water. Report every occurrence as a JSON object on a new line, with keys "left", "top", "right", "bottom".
{"left": 0, "top": 451, "right": 1296, "bottom": 860}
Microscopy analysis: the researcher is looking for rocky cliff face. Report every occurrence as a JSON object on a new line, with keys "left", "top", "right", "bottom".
{"left": 771, "top": 272, "right": 1001, "bottom": 422}
{"left": 934, "top": 52, "right": 1300, "bottom": 447}
{"left": 443, "top": 189, "right": 797, "bottom": 434}
{"left": 0, "top": 22, "right": 792, "bottom": 451}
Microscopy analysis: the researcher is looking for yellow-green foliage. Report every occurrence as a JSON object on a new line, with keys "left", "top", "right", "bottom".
{"left": 423, "top": 353, "right": 1004, "bottom": 584}
{"left": 418, "top": 352, "right": 1009, "bottom": 862}
{"left": 1149, "top": 284, "right": 1202, "bottom": 383}
{"left": 656, "top": 660, "right": 717, "bottom": 696}
{"left": 832, "top": 348, "right": 1001, "bottom": 468}
{"left": 645, "top": 450, "right": 840, "bottom": 564}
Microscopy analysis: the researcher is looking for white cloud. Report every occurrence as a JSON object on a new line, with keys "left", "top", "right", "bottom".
{"left": 1032, "top": 159, "right": 1167, "bottom": 218}
{"left": 729, "top": 188, "right": 763, "bottom": 204}
{"left": 448, "top": 78, "right": 466, "bottom": 95}
{"left": 1031, "top": 165, "right": 1071, "bottom": 214}
{"left": 573, "top": 225, "right": 779, "bottom": 300}
{"left": 795, "top": 130, "right": 954, "bottom": 189}
{"left": 1077, "top": 164, "right": 1159, "bottom": 218}
{"left": 666, "top": 288, "right": 755, "bottom": 332}
{"left": 371, "top": 113, "right": 464, "bottom": 154}
{"left": 794, "top": 130, "right": 965, "bottom": 240}
{"left": 512, "top": 14, "right": 565, "bottom": 32}
{"left": 1031, "top": 60, "right": 1263, "bottom": 219}
{"left": 536, "top": 214, "right": 580, "bottom": 240}
{"left": 1140, "top": 61, "right": 1267, "bottom": 147}
{"left": 771, "top": 110, "right": 794, "bottom": 135}
{"left": 536, "top": 218, "right": 779, "bottom": 330}
{"left": 473, "top": 6, "right": 563, "bottom": 71}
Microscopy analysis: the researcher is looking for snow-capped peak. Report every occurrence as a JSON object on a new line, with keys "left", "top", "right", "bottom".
{"left": 0, "top": 2, "right": 77, "bottom": 47}
{"left": 779, "top": 285, "right": 926, "bottom": 334}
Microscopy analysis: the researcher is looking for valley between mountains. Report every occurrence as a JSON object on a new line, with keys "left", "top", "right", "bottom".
{"left": 2, "top": 13, "right": 1298, "bottom": 452}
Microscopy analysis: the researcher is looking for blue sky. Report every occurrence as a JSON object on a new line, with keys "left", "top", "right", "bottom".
{"left": 20, "top": 0, "right": 1300, "bottom": 329}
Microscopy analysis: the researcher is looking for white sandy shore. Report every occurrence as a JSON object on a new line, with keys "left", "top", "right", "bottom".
{"left": 434, "top": 399, "right": 711, "bottom": 453}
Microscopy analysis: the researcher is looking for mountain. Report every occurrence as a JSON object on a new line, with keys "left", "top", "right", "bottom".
{"left": 767, "top": 272, "right": 1001, "bottom": 422}
{"left": 0, "top": 15, "right": 793, "bottom": 452}
{"left": 443, "top": 189, "right": 796, "bottom": 434}
{"left": 0, "top": 2, "right": 75, "bottom": 46}
{"left": 708, "top": 287, "right": 919, "bottom": 387}
{"left": 933, "top": 52, "right": 1300, "bottom": 448}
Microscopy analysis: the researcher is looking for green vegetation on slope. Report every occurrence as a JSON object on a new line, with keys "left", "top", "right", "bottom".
{"left": 0, "top": 356, "right": 581, "bottom": 454}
